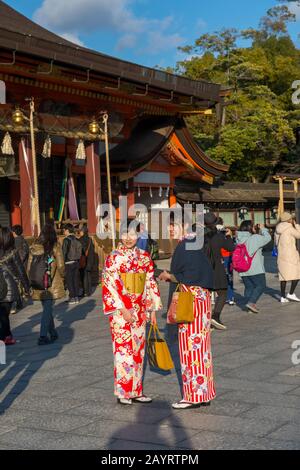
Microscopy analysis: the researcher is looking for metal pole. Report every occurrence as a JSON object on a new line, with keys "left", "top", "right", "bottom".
{"left": 103, "top": 114, "right": 116, "bottom": 250}
{"left": 29, "top": 98, "right": 41, "bottom": 236}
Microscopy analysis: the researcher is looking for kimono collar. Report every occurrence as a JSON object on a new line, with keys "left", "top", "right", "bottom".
{"left": 117, "top": 243, "right": 138, "bottom": 254}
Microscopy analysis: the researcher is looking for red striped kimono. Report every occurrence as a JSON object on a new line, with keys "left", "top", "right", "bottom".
{"left": 102, "top": 244, "right": 162, "bottom": 399}
{"left": 178, "top": 285, "right": 216, "bottom": 404}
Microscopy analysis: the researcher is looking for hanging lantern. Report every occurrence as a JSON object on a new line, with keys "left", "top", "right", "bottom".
{"left": 76, "top": 140, "right": 86, "bottom": 160}
{"left": 159, "top": 186, "right": 162, "bottom": 197}
{"left": 166, "top": 187, "right": 170, "bottom": 198}
{"left": 89, "top": 119, "right": 100, "bottom": 135}
{"left": 149, "top": 187, "right": 153, "bottom": 198}
{"left": 12, "top": 107, "right": 24, "bottom": 125}
{"left": 138, "top": 186, "right": 141, "bottom": 197}
{"left": 1, "top": 132, "right": 14, "bottom": 155}
{"left": 42, "top": 135, "right": 52, "bottom": 159}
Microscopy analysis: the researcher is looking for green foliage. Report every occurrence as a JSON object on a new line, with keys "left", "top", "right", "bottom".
{"left": 171, "top": 2, "right": 300, "bottom": 181}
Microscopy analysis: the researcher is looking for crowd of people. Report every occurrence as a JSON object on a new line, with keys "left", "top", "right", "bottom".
{"left": 0, "top": 211, "right": 300, "bottom": 410}
{"left": 101, "top": 211, "right": 300, "bottom": 409}
{"left": 0, "top": 222, "right": 95, "bottom": 346}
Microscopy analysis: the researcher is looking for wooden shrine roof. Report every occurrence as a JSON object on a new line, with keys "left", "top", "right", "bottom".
{"left": 175, "top": 181, "right": 287, "bottom": 204}
{"left": 108, "top": 117, "right": 228, "bottom": 181}
{"left": 0, "top": 1, "right": 221, "bottom": 104}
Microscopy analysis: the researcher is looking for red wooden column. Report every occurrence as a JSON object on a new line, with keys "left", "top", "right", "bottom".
{"left": 86, "top": 143, "right": 101, "bottom": 235}
{"left": 19, "top": 139, "right": 34, "bottom": 237}
{"left": 169, "top": 189, "right": 177, "bottom": 207}
{"left": 9, "top": 180, "right": 22, "bottom": 226}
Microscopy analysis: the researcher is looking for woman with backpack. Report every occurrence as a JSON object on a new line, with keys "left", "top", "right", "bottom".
{"left": 204, "top": 213, "right": 235, "bottom": 330}
{"left": 275, "top": 212, "right": 300, "bottom": 303}
{"left": 235, "top": 221, "right": 271, "bottom": 314}
{"left": 62, "top": 223, "right": 82, "bottom": 305}
{"left": 0, "top": 227, "right": 30, "bottom": 345}
{"left": 27, "top": 223, "right": 65, "bottom": 345}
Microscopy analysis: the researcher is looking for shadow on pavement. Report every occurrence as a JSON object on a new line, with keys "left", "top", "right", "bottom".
{"left": 0, "top": 299, "right": 95, "bottom": 414}
{"left": 106, "top": 400, "right": 192, "bottom": 450}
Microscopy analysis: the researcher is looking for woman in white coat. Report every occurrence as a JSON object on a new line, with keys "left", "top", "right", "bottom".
{"left": 275, "top": 212, "right": 300, "bottom": 303}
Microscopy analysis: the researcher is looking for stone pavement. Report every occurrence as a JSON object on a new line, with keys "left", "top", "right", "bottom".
{"left": 0, "top": 254, "right": 300, "bottom": 450}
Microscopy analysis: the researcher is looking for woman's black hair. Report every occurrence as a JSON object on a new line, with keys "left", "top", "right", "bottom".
{"left": 80, "top": 224, "right": 89, "bottom": 236}
{"left": 37, "top": 223, "right": 57, "bottom": 254}
{"left": 0, "top": 227, "right": 15, "bottom": 253}
{"left": 11, "top": 224, "right": 23, "bottom": 236}
{"left": 239, "top": 220, "right": 254, "bottom": 233}
{"left": 64, "top": 223, "right": 75, "bottom": 234}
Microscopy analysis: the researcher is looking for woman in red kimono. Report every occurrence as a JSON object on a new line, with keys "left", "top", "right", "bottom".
{"left": 102, "top": 221, "right": 162, "bottom": 405}
{"left": 159, "top": 218, "right": 216, "bottom": 409}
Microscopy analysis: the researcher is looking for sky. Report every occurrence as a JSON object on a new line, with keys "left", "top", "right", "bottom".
{"left": 4, "top": 0, "right": 300, "bottom": 68}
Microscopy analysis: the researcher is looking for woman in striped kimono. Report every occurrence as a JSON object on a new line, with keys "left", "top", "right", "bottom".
{"left": 102, "top": 220, "right": 162, "bottom": 405}
{"left": 159, "top": 219, "right": 216, "bottom": 409}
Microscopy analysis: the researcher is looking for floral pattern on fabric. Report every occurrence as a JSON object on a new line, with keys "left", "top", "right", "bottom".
{"left": 102, "top": 244, "right": 162, "bottom": 399}
{"left": 178, "top": 285, "right": 216, "bottom": 404}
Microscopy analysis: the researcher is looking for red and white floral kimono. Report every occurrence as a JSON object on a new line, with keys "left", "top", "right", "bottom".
{"left": 102, "top": 244, "right": 162, "bottom": 399}
{"left": 178, "top": 285, "right": 216, "bottom": 404}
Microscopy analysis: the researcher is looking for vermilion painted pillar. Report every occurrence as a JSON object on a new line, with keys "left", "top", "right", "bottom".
{"left": 19, "top": 139, "right": 34, "bottom": 237}
{"left": 9, "top": 180, "right": 22, "bottom": 226}
{"left": 169, "top": 188, "right": 177, "bottom": 207}
{"left": 86, "top": 143, "right": 101, "bottom": 235}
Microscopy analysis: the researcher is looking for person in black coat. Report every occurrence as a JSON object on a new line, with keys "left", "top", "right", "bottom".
{"left": 0, "top": 227, "right": 30, "bottom": 344}
{"left": 11, "top": 225, "right": 29, "bottom": 270}
{"left": 159, "top": 217, "right": 216, "bottom": 409}
{"left": 78, "top": 224, "right": 95, "bottom": 297}
{"left": 11, "top": 224, "right": 29, "bottom": 312}
{"left": 204, "top": 213, "right": 235, "bottom": 330}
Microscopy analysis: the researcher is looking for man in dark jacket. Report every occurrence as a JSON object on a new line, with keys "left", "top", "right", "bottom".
{"left": 78, "top": 224, "right": 95, "bottom": 297}
{"left": 11, "top": 225, "right": 29, "bottom": 312}
{"left": 204, "top": 213, "right": 235, "bottom": 330}
{"left": 62, "top": 223, "right": 82, "bottom": 305}
{"left": 12, "top": 225, "right": 29, "bottom": 270}
{"left": 0, "top": 227, "right": 30, "bottom": 344}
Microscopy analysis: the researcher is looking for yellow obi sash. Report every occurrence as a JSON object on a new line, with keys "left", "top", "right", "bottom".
{"left": 120, "top": 272, "right": 146, "bottom": 294}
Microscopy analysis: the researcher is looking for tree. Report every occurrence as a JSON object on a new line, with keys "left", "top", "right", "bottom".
{"left": 170, "top": 1, "right": 300, "bottom": 181}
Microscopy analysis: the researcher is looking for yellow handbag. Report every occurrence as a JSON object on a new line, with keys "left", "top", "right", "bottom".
{"left": 167, "top": 284, "right": 195, "bottom": 324}
{"left": 120, "top": 273, "right": 146, "bottom": 294}
{"left": 147, "top": 324, "right": 174, "bottom": 371}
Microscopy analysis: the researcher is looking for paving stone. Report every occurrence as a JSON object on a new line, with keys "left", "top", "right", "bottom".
{"left": 8, "top": 412, "right": 99, "bottom": 433}
{"left": 0, "top": 256, "right": 299, "bottom": 449}
{"left": 220, "top": 390, "right": 300, "bottom": 409}
{"left": 267, "top": 424, "right": 300, "bottom": 442}
{"left": 0, "top": 428, "right": 60, "bottom": 449}
{"left": 246, "top": 438, "right": 300, "bottom": 450}
{"left": 68, "top": 400, "right": 173, "bottom": 424}
{"left": 179, "top": 431, "right": 257, "bottom": 450}
{"left": 168, "top": 412, "right": 279, "bottom": 438}
{"left": 75, "top": 419, "right": 196, "bottom": 447}
{"left": 107, "top": 439, "right": 179, "bottom": 451}
{"left": 239, "top": 405, "right": 300, "bottom": 424}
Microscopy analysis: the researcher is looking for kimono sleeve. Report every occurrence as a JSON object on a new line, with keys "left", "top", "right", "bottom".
{"left": 101, "top": 254, "right": 133, "bottom": 316}
{"left": 145, "top": 255, "right": 162, "bottom": 312}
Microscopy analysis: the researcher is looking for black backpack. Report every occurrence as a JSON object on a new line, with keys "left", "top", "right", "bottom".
{"left": 67, "top": 237, "right": 83, "bottom": 261}
{"left": 28, "top": 253, "right": 49, "bottom": 290}
{"left": 0, "top": 268, "right": 8, "bottom": 301}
